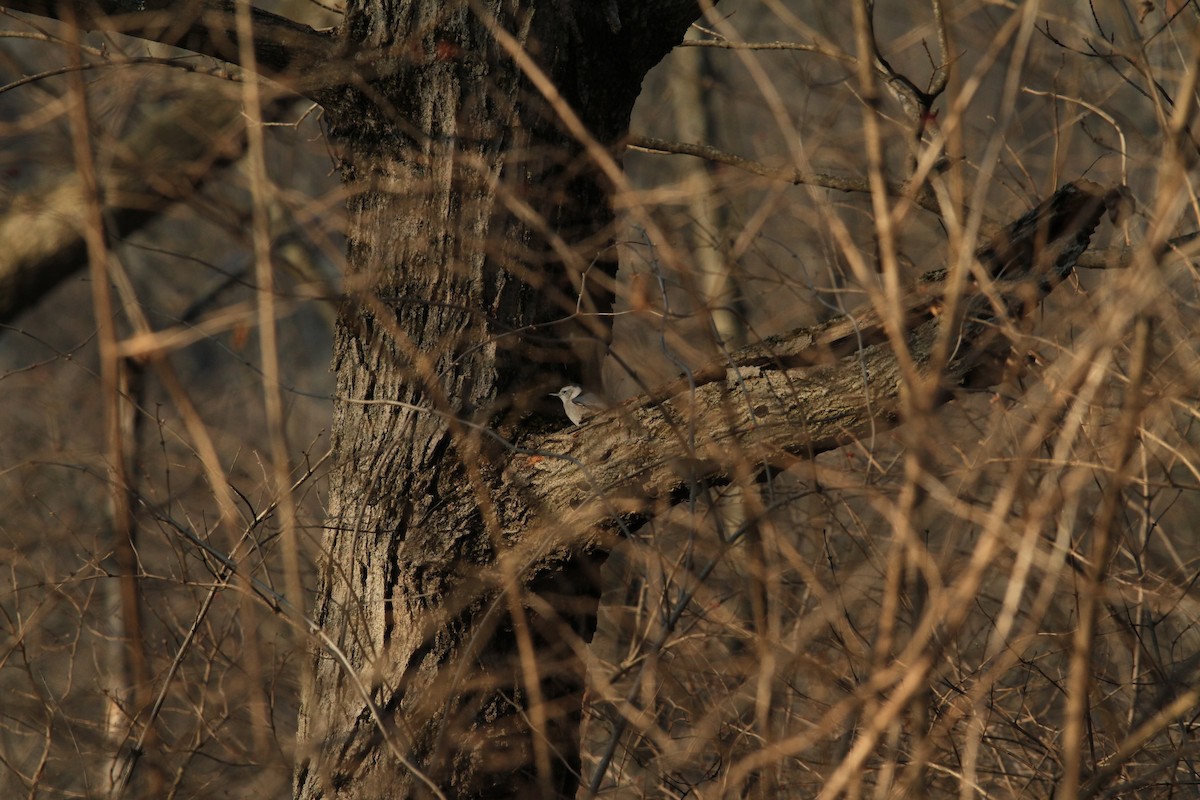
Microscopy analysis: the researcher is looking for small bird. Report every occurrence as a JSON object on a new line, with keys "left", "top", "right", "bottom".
{"left": 550, "top": 384, "right": 607, "bottom": 426}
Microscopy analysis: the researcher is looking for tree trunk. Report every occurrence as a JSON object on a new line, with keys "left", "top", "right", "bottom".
{"left": 295, "top": 3, "right": 703, "bottom": 797}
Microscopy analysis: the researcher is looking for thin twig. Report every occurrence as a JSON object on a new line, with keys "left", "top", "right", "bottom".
{"left": 626, "top": 134, "right": 940, "bottom": 214}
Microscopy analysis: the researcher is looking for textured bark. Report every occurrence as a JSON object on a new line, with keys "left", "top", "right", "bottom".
{"left": 295, "top": 3, "right": 703, "bottom": 798}
{"left": 515, "top": 182, "right": 1118, "bottom": 557}
{"left": 333, "top": 182, "right": 1117, "bottom": 698}
{"left": 294, "top": 37, "right": 1115, "bottom": 780}
{"left": 0, "top": 3, "right": 1123, "bottom": 796}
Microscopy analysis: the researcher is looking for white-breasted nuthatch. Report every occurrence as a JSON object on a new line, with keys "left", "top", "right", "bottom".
{"left": 550, "top": 384, "right": 607, "bottom": 426}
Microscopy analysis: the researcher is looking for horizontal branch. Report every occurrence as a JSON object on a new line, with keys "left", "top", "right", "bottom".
{"left": 627, "top": 134, "right": 940, "bottom": 213}
{"left": 2, "top": 1, "right": 335, "bottom": 89}
{"left": 680, "top": 37, "right": 850, "bottom": 59}
{"left": 0, "top": 89, "right": 246, "bottom": 326}
{"left": 511, "top": 181, "right": 1121, "bottom": 565}
{"left": 1076, "top": 229, "right": 1199, "bottom": 270}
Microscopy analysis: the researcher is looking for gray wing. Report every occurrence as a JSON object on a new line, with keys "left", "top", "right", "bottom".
{"left": 574, "top": 391, "right": 607, "bottom": 412}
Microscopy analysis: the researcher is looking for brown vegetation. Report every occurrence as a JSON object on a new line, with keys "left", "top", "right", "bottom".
{"left": 0, "top": 2, "right": 1198, "bottom": 799}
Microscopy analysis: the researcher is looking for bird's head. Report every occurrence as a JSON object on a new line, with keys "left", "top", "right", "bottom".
{"left": 551, "top": 384, "right": 583, "bottom": 402}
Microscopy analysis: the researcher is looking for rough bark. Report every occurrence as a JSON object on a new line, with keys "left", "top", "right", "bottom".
{"left": 294, "top": 3, "right": 703, "bottom": 798}
{"left": 303, "top": 180, "right": 1118, "bottom": 720}
{"left": 0, "top": 3, "right": 1126, "bottom": 797}
{"left": 512, "top": 181, "right": 1119, "bottom": 561}
{"left": 0, "top": 2, "right": 704, "bottom": 795}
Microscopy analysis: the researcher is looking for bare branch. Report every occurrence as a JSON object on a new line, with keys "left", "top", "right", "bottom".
{"left": 514, "top": 181, "right": 1118, "bottom": 564}
{"left": 1, "top": 1, "right": 335, "bottom": 89}
{"left": 0, "top": 89, "right": 246, "bottom": 325}
{"left": 626, "top": 133, "right": 940, "bottom": 213}
{"left": 679, "top": 36, "right": 852, "bottom": 62}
